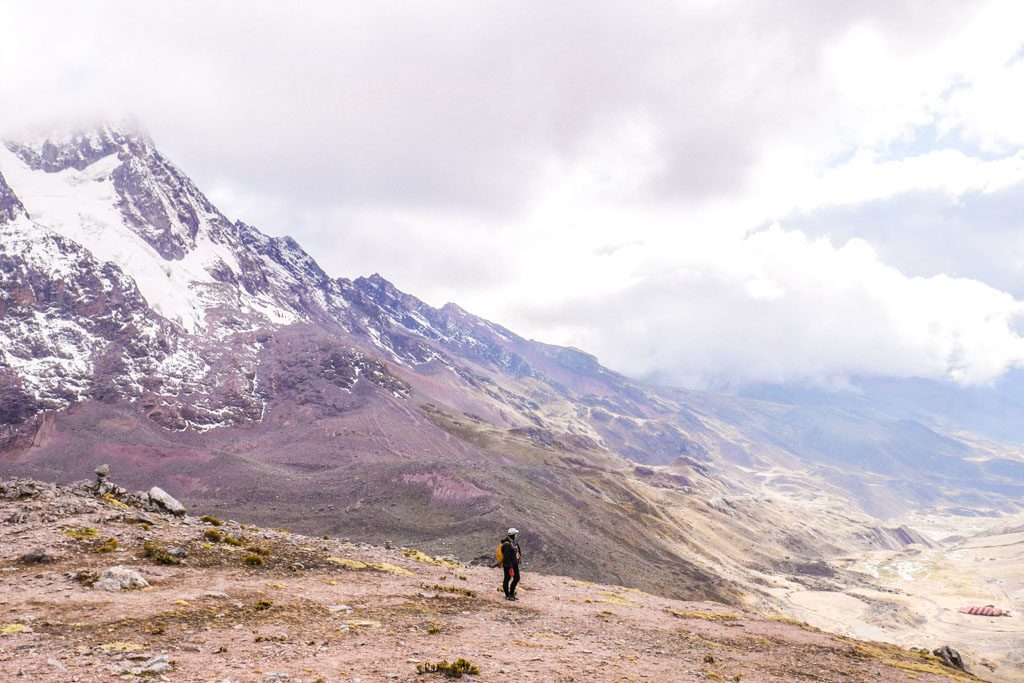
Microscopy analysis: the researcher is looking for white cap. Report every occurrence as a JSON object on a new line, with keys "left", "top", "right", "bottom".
{"left": 508, "top": 527, "right": 519, "bottom": 536}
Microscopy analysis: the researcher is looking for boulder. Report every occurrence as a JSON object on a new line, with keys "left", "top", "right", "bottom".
{"left": 147, "top": 486, "right": 185, "bottom": 516}
{"left": 93, "top": 566, "right": 150, "bottom": 592}
{"left": 932, "top": 645, "right": 966, "bottom": 671}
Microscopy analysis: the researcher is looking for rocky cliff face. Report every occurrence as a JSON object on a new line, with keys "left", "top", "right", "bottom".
{"left": 0, "top": 170, "right": 25, "bottom": 224}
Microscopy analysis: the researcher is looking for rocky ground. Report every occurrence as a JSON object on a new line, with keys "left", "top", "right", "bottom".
{"left": 0, "top": 475, "right": 984, "bottom": 683}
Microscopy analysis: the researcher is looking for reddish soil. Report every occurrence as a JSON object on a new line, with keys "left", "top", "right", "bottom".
{"left": 0, "top": 480, "right": 980, "bottom": 682}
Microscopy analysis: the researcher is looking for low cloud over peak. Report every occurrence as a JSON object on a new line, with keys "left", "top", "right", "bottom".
{"left": 3, "top": 0, "right": 1024, "bottom": 388}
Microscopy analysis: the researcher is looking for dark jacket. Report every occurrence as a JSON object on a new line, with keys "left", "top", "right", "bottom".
{"left": 500, "top": 536, "right": 521, "bottom": 568}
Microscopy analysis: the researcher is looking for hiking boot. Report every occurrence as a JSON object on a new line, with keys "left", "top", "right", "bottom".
{"left": 508, "top": 595, "right": 518, "bottom": 601}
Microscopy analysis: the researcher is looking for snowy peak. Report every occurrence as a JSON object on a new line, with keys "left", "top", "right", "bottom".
{"left": 0, "top": 124, "right": 307, "bottom": 335}
{"left": 4, "top": 122, "right": 226, "bottom": 260}
{"left": 5, "top": 123, "right": 149, "bottom": 173}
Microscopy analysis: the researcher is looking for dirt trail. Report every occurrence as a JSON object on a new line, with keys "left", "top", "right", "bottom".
{"left": 0, "top": 478, "right": 982, "bottom": 682}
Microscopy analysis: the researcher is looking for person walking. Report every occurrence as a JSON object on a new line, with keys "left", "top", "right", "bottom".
{"left": 499, "top": 527, "right": 522, "bottom": 601}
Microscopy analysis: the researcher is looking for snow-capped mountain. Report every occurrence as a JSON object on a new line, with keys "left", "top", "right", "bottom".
{"left": 2, "top": 123, "right": 1023, "bottom": 604}
{"left": 0, "top": 123, "right": 628, "bottom": 437}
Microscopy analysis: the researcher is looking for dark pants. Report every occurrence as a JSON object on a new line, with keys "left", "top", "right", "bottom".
{"left": 503, "top": 565, "right": 519, "bottom": 596}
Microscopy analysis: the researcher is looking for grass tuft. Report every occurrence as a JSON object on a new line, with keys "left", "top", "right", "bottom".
{"left": 420, "top": 583, "right": 475, "bottom": 598}
{"left": 403, "top": 549, "right": 461, "bottom": 568}
{"left": 416, "top": 658, "right": 479, "bottom": 678}
{"left": 100, "top": 493, "right": 131, "bottom": 510}
{"left": 142, "top": 541, "right": 181, "bottom": 565}
{"left": 63, "top": 526, "right": 98, "bottom": 540}
{"left": 93, "top": 537, "right": 118, "bottom": 553}
{"left": 243, "top": 553, "right": 265, "bottom": 567}
{"left": 667, "top": 608, "right": 742, "bottom": 621}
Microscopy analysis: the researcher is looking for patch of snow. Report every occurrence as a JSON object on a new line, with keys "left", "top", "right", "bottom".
{"left": 0, "top": 144, "right": 299, "bottom": 334}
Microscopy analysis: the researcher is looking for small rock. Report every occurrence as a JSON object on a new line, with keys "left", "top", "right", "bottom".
{"left": 129, "top": 510, "right": 156, "bottom": 525}
{"left": 204, "top": 591, "right": 229, "bottom": 599}
{"left": 20, "top": 549, "right": 56, "bottom": 565}
{"left": 147, "top": 486, "right": 186, "bottom": 516}
{"left": 93, "top": 566, "right": 150, "bottom": 592}
{"left": 137, "top": 655, "right": 174, "bottom": 675}
{"left": 113, "top": 655, "right": 174, "bottom": 676}
{"left": 933, "top": 645, "right": 966, "bottom": 671}
{"left": 327, "top": 604, "right": 353, "bottom": 613}
{"left": 168, "top": 547, "right": 188, "bottom": 558}
{"left": 4, "top": 511, "right": 28, "bottom": 524}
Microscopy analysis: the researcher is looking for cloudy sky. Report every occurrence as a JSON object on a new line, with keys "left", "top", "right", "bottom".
{"left": 4, "top": 0, "right": 1024, "bottom": 388}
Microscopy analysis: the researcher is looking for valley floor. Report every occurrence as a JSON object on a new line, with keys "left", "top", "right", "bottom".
{"left": 0, "top": 480, "right": 983, "bottom": 683}
{"left": 775, "top": 512, "right": 1024, "bottom": 683}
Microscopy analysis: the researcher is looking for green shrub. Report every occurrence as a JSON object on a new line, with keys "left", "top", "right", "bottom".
{"left": 200, "top": 515, "right": 223, "bottom": 526}
{"left": 223, "top": 535, "right": 244, "bottom": 546}
{"left": 416, "top": 659, "right": 479, "bottom": 678}
{"left": 254, "top": 599, "right": 273, "bottom": 611}
{"left": 203, "top": 529, "right": 223, "bottom": 543}
{"left": 243, "top": 554, "right": 264, "bottom": 567}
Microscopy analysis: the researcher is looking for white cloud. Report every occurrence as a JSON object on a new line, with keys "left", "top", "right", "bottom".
{"left": 515, "top": 226, "right": 1024, "bottom": 387}
{"left": 3, "top": 0, "right": 1024, "bottom": 388}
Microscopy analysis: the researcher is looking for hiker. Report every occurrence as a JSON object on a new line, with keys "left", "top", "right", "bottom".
{"left": 498, "top": 527, "right": 522, "bottom": 601}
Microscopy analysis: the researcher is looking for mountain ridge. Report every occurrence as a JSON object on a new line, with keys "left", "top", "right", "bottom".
{"left": 1, "top": 121, "right": 1022, "bottom": 606}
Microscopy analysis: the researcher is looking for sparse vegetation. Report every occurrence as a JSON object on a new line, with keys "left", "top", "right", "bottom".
{"left": 200, "top": 515, "right": 222, "bottom": 526}
{"left": 404, "top": 548, "right": 460, "bottom": 568}
{"left": 93, "top": 537, "right": 118, "bottom": 553}
{"left": 63, "top": 526, "right": 98, "bottom": 540}
{"left": 142, "top": 541, "right": 181, "bottom": 565}
{"left": 243, "top": 553, "right": 265, "bottom": 566}
{"left": 100, "top": 493, "right": 131, "bottom": 510}
{"left": 203, "top": 529, "right": 222, "bottom": 543}
{"left": 246, "top": 545, "right": 271, "bottom": 556}
{"left": 427, "top": 621, "right": 442, "bottom": 634}
{"left": 254, "top": 599, "right": 273, "bottom": 611}
{"left": 416, "top": 658, "right": 480, "bottom": 678}
{"left": 223, "top": 534, "right": 244, "bottom": 546}
{"left": 68, "top": 570, "right": 99, "bottom": 586}
{"left": 667, "top": 608, "right": 742, "bottom": 621}
{"left": 420, "top": 583, "right": 475, "bottom": 598}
